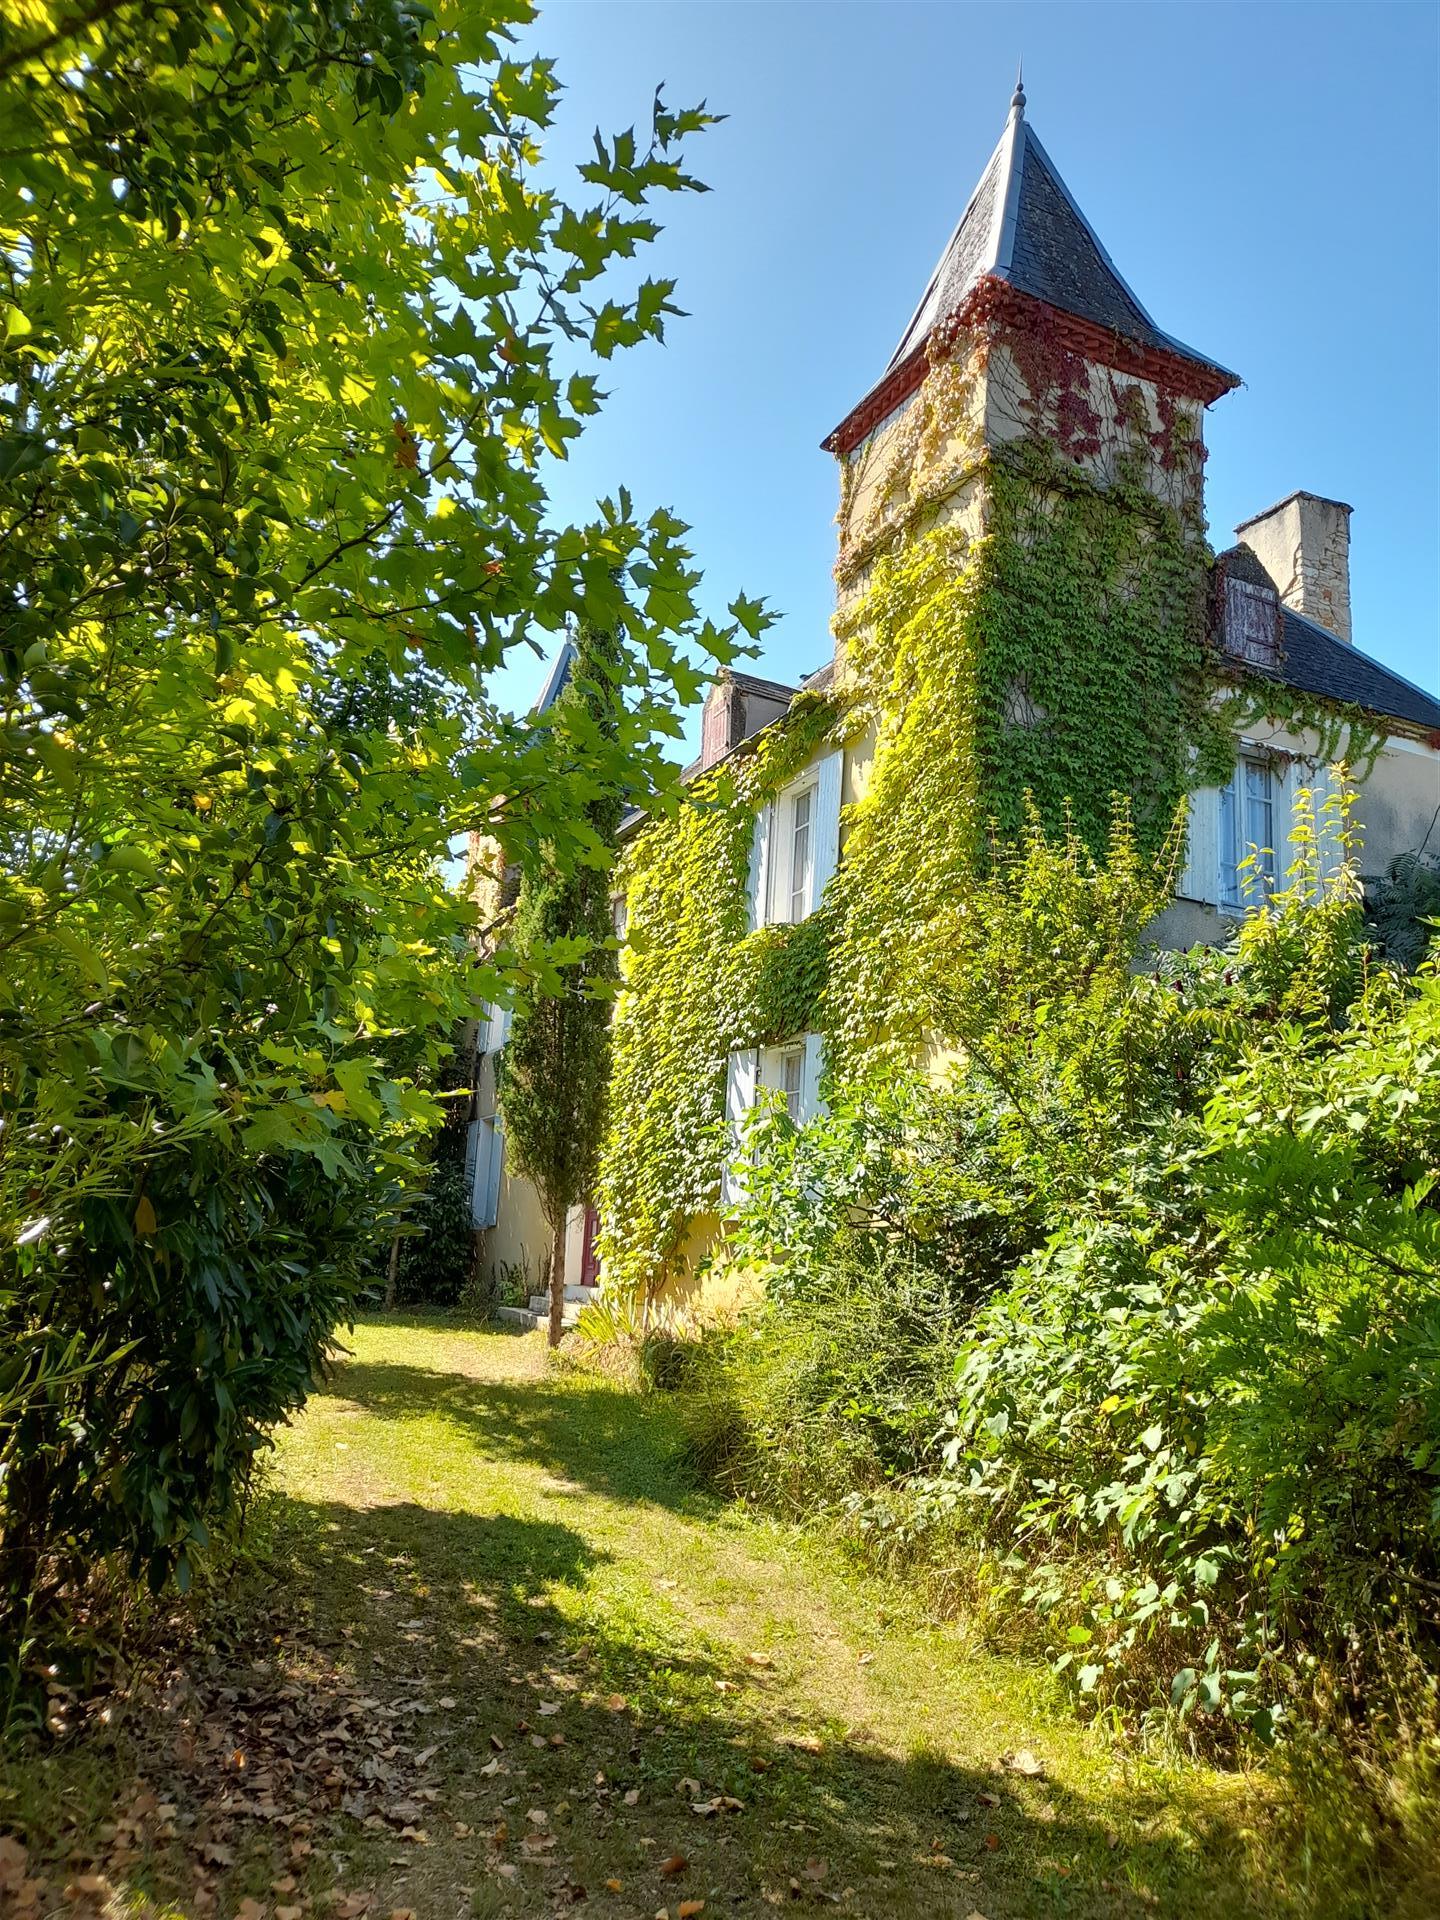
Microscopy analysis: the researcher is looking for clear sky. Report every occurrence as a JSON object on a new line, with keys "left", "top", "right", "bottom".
{"left": 497, "top": 0, "right": 1439, "bottom": 744}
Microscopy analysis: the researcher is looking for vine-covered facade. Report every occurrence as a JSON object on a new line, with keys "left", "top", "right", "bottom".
{"left": 483, "top": 83, "right": 1440, "bottom": 1309}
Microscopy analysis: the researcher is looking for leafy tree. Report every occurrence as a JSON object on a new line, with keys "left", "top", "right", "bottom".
{"left": 499, "top": 624, "right": 624, "bottom": 1346}
{"left": 0, "top": 0, "right": 765, "bottom": 1631}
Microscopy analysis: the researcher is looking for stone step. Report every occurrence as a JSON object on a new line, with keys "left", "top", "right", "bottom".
{"left": 526, "top": 1286, "right": 592, "bottom": 1314}
{"left": 496, "top": 1303, "right": 580, "bottom": 1334}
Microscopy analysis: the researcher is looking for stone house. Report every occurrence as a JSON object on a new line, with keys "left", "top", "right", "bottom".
{"left": 473, "top": 81, "right": 1440, "bottom": 1317}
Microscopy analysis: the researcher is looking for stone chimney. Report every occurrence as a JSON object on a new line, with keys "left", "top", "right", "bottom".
{"left": 1235, "top": 491, "right": 1353, "bottom": 645}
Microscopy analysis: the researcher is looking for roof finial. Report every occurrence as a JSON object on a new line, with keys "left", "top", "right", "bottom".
{"left": 1010, "top": 59, "right": 1025, "bottom": 117}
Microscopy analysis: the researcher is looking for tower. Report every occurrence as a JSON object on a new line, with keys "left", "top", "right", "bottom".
{"left": 820, "top": 76, "right": 1239, "bottom": 863}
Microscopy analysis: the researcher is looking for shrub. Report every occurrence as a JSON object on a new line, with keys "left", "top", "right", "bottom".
{"left": 695, "top": 788, "right": 1440, "bottom": 1749}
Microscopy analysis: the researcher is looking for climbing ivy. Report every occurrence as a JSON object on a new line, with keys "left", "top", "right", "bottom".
{"left": 596, "top": 698, "right": 836, "bottom": 1297}
{"left": 598, "top": 319, "right": 1382, "bottom": 1293}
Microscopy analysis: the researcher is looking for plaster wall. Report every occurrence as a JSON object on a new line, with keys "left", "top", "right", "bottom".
{"left": 982, "top": 342, "right": 1205, "bottom": 518}
{"left": 1148, "top": 724, "right": 1439, "bottom": 950}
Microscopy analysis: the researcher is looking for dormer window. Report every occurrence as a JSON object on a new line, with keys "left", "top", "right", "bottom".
{"left": 1221, "top": 572, "right": 1282, "bottom": 671}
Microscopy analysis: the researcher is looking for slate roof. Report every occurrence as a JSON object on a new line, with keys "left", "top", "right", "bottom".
{"left": 887, "top": 87, "right": 1234, "bottom": 386}
{"left": 1275, "top": 606, "right": 1440, "bottom": 734}
{"left": 729, "top": 670, "right": 800, "bottom": 705}
{"left": 532, "top": 638, "right": 576, "bottom": 714}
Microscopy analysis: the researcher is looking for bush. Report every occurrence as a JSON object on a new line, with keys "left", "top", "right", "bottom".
{"left": 694, "top": 788, "right": 1440, "bottom": 1751}
{"left": 678, "top": 1247, "right": 964, "bottom": 1513}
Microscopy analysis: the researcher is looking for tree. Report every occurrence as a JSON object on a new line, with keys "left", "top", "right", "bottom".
{"left": 499, "top": 624, "right": 624, "bottom": 1346}
{"left": 0, "top": 0, "right": 767, "bottom": 1630}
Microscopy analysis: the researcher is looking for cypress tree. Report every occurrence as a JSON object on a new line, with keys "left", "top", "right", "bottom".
{"left": 499, "top": 627, "right": 623, "bottom": 1344}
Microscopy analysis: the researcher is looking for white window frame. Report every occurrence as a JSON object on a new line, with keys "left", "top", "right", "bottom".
{"left": 775, "top": 780, "right": 816, "bottom": 925}
{"left": 1220, "top": 752, "right": 1280, "bottom": 910}
{"left": 746, "top": 749, "right": 843, "bottom": 933}
{"left": 723, "top": 1034, "right": 826, "bottom": 1205}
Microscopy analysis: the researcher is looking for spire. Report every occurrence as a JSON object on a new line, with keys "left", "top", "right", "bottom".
{"left": 821, "top": 86, "right": 1238, "bottom": 452}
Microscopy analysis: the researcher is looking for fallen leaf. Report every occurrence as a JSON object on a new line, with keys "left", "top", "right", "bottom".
{"left": 604, "top": 1880, "right": 623, "bottom": 1894}
{"left": 678, "top": 1903, "right": 706, "bottom": 1918}
{"left": 659, "top": 1854, "right": 687, "bottom": 1878}
{"left": 804, "top": 1858, "right": 829, "bottom": 1882}
{"left": 1003, "top": 1747, "right": 1043, "bottom": 1777}
{"left": 605, "top": 1694, "right": 628, "bottom": 1713}
{"left": 623, "top": 1789, "right": 641, "bottom": 1807}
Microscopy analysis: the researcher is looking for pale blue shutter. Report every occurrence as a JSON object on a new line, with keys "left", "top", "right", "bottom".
{"left": 1179, "top": 786, "right": 1220, "bottom": 905}
{"left": 746, "top": 804, "right": 773, "bottom": 932}
{"left": 809, "top": 750, "right": 843, "bottom": 911}
{"left": 800, "top": 1032, "right": 826, "bottom": 1124}
{"left": 721, "top": 1047, "right": 757, "bottom": 1205}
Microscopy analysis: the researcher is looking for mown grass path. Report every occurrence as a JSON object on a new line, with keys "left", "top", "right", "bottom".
{"left": 257, "top": 1317, "right": 1281, "bottom": 1920}
{"left": 5, "top": 1316, "right": 1408, "bottom": 1918}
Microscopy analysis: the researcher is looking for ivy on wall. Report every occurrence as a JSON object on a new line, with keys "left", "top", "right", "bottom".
{"left": 596, "top": 698, "right": 835, "bottom": 1296}
{"left": 598, "top": 315, "right": 1376, "bottom": 1296}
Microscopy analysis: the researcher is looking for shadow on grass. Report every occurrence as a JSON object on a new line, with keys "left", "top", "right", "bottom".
{"left": 316, "top": 1351, "right": 708, "bottom": 1515}
{"left": 238, "top": 1487, "right": 1356, "bottom": 1920}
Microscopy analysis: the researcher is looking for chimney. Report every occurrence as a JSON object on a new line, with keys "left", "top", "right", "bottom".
{"left": 1235, "top": 491, "right": 1353, "bottom": 644}
{"left": 699, "top": 673, "right": 742, "bottom": 771}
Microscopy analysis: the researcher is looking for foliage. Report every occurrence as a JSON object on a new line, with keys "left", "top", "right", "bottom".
{"left": 825, "top": 433, "right": 1229, "bottom": 1076}
{"left": 596, "top": 695, "right": 835, "bottom": 1297}
{"left": 677, "top": 1250, "right": 964, "bottom": 1514}
{"left": 1366, "top": 847, "right": 1440, "bottom": 970}
{"left": 688, "top": 798, "right": 1440, "bottom": 1750}
{"left": 393, "top": 1145, "right": 475, "bottom": 1309}
{"left": 498, "top": 624, "right": 625, "bottom": 1337}
{"left": 0, "top": 0, "right": 768, "bottom": 1629}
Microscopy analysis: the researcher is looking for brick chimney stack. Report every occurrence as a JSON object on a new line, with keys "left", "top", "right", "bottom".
{"left": 1235, "top": 491, "right": 1353, "bottom": 645}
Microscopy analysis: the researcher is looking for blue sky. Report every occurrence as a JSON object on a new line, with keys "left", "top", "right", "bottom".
{"left": 499, "top": 1, "right": 1439, "bottom": 744}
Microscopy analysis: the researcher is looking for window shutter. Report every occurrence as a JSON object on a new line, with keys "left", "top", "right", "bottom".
{"left": 746, "top": 803, "right": 773, "bottom": 932}
{"left": 800, "top": 1032, "right": 826, "bottom": 1124}
{"left": 1178, "top": 786, "right": 1220, "bottom": 905}
{"left": 471, "top": 1118, "right": 499, "bottom": 1229}
{"left": 722, "top": 1047, "right": 757, "bottom": 1205}
{"left": 484, "top": 1118, "right": 505, "bottom": 1228}
{"left": 809, "top": 750, "right": 843, "bottom": 909}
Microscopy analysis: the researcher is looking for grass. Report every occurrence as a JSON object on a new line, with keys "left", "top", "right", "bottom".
{"left": 3, "top": 1313, "right": 1431, "bottom": 1918}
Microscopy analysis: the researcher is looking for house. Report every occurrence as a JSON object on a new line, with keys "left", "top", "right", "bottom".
{"left": 463, "top": 638, "right": 603, "bottom": 1330}
{"left": 486, "top": 78, "right": 1440, "bottom": 1316}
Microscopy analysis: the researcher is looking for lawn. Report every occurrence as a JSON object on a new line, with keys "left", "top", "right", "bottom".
{"left": 1, "top": 1316, "right": 1422, "bottom": 1918}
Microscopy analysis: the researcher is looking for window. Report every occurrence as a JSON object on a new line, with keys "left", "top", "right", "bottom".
{"left": 746, "top": 749, "right": 844, "bottom": 933}
{"left": 1220, "top": 754, "right": 1279, "bottom": 909}
{"left": 771, "top": 1044, "right": 804, "bottom": 1124}
{"left": 786, "top": 788, "right": 812, "bottom": 923}
{"left": 722, "top": 1035, "right": 825, "bottom": 1204}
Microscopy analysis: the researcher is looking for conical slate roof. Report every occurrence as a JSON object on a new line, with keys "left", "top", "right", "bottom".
{"left": 825, "top": 78, "right": 1237, "bottom": 451}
